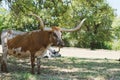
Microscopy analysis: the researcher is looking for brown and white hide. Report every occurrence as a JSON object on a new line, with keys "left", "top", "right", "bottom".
{"left": 1, "top": 28, "right": 64, "bottom": 74}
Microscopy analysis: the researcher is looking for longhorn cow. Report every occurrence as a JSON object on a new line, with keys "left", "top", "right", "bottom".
{"left": 1, "top": 13, "right": 86, "bottom": 74}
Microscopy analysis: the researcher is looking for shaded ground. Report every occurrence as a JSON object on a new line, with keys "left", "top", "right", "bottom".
{"left": 0, "top": 57, "right": 120, "bottom": 80}
{"left": 0, "top": 46, "right": 120, "bottom": 80}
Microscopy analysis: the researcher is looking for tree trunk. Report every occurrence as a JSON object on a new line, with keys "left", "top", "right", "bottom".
{"left": 90, "top": 41, "right": 96, "bottom": 50}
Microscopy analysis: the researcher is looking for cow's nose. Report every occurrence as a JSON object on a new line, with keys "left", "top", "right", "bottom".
{"left": 57, "top": 40, "right": 64, "bottom": 47}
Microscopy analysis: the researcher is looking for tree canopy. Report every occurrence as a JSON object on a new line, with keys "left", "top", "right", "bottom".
{"left": 111, "top": 17, "right": 120, "bottom": 50}
{"left": 0, "top": 0, "right": 116, "bottom": 49}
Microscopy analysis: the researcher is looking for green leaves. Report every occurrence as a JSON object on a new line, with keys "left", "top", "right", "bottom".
{"left": 65, "top": 0, "right": 115, "bottom": 49}
{"left": 0, "top": 0, "right": 116, "bottom": 49}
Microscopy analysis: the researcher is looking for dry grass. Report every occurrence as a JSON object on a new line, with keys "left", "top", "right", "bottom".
{"left": 0, "top": 57, "right": 120, "bottom": 80}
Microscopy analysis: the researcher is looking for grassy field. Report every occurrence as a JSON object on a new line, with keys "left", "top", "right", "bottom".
{"left": 0, "top": 57, "right": 120, "bottom": 80}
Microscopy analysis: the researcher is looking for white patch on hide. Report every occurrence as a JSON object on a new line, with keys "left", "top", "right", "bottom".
{"left": 35, "top": 44, "right": 52, "bottom": 57}
{"left": 35, "top": 48, "right": 45, "bottom": 57}
{"left": 7, "top": 44, "right": 52, "bottom": 59}
{"left": 54, "top": 30, "right": 62, "bottom": 39}
{"left": 8, "top": 48, "right": 31, "bottom": 58}
{"left": 14, "top": 47, "right": 21, "bottom": 53}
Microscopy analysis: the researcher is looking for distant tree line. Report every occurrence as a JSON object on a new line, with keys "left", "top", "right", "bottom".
{"left": 0, "top": 0, "right": 118, "bottom": 50}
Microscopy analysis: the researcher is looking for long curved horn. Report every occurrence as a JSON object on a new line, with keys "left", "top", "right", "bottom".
{"left": 61, "top": 18, "right": 86, "bottom": 32}
{"left": 29, "top": 13, "right": 44, "bottom": 30}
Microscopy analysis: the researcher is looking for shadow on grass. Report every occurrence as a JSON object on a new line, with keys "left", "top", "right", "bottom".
{"left": 0, "top": 57, "right": 120, "bottom": 80}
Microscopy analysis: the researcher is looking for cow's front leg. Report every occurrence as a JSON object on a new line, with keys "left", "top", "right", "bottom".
{"left": 37, "top": 57, "right": 41, "bottom": 74}
{"left": 30, "top": 54, "right": 35, "bottom": 74}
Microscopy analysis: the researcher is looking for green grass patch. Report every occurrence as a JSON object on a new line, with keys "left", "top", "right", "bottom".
{"left": 0, "top": 57, "right": 120, "bottom": 80}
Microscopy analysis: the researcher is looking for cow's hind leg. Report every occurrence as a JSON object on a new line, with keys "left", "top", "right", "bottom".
{"left": 30, "top": 54, "right": 35, "bottom": 74}
{"left": 1, "top": 52, "right": 8, "bottom": 72}
{"left": 1, "top": 60, "right": 8, "bottom": 72}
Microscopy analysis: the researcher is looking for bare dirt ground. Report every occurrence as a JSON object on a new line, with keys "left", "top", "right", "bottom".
{"left": 0, "top": 45, "right": 120, "bottom": 59}
{"left": 59, "top": 47, "right": 120, "bottom": 59}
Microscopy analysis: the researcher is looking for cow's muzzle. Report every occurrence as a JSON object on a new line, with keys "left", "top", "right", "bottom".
{"left": 57, "top": 40, "right": 64, "bottom": 47}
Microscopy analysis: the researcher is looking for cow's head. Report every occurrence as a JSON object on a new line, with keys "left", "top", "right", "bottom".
{"left": 50, "top": 27, "right": 64, "bottom": 47}
{"left": 30, "top": 13, "right": 86, "bottom": 47}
